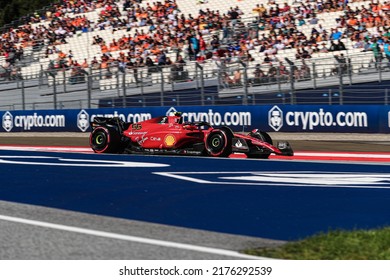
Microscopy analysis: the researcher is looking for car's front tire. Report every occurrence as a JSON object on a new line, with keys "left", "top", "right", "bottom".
{"left": 205, "top": 128, "right": 233, "bottom": 157}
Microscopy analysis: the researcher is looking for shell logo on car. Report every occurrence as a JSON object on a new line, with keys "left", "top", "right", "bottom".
{"left": 164, "top": 134, "right": 176, "bottom": 147}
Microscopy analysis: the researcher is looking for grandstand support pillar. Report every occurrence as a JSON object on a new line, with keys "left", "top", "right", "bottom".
{"left": 379, "top": 62, "right": 383, "bottom": 83}
{"left": 385, "top": 88, "right": 388, "bottom": 105}
{"left": 87, "top": 75, "right": 92, "bottom": 109}
{"left": 239, "top": 61, "right": 248, "bottom": 105}
{"left": 195, "top": 63, "right": 205, "bottom": 105}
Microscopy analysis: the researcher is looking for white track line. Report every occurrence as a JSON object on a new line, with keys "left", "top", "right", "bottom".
{"left": 0, "top": 214, "right": 265, "bottom": 260}
{"left": 293, "top": 152, "right": 390, "bottom": 159}
{"left": 0, "top": 146, "right": 91, "bottom": 152}
{"left": 2, "top": 145, "right": 390, "bottom": 160}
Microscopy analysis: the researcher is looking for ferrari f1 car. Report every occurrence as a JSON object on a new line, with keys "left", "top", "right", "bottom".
{"left": 89, "top": 113, "right": 293, "bottom": 158}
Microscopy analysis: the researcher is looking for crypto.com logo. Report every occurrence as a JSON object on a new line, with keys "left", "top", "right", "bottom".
{"left": 268, "top": 106, "right": 283, "bottom": 131}
{"left": 166, "top": 107, "right": 177, "bottom": 116}
{"left": 2, "top": 111, "right": 13, "bottom": 132}
{"left": 77, "top": 110, "right": 90, "bottom": 132}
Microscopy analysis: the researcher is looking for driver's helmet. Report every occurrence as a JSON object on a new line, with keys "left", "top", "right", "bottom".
{"left": 169, "top": 112, "right": 183, "bottom": 124}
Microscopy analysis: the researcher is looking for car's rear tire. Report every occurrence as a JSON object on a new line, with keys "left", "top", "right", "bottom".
{"left": 246, "top": 131, "right": 273, "bottom": 159}
{"left": 90, "top": 126, "right": 122, "bottom": 153}
{"left": 205, "top": 128, "right": 233, "bottom": 157}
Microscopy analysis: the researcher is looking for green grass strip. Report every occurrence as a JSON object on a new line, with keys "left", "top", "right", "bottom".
{"left": 244, "top": 227, "right": 390, "bottom": 260}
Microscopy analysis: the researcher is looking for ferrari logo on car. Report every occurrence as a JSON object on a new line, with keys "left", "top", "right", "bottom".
{"left": 235, "top": 139, "right": 243, "bottom": 147}
{"left": 164, "top": 134, "right": 176, "bottom": 147}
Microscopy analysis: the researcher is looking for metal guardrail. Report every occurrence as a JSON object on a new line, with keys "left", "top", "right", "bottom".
{"left": 1, "top": 57, "right": 390, "bottom": 110}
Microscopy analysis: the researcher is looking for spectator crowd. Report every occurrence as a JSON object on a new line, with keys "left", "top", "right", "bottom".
{"left": 1, "top": 0, "right": 390, "bottom": 83}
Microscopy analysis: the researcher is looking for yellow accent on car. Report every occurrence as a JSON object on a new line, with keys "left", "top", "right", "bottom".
{"left": 164, "top": 135, "right": 176, "bottom": 147}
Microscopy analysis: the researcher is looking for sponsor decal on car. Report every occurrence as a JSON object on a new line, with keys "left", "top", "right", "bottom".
{"left": 164, "top": 134, "right": 176, "bottom": 147}
{"left": 132, "top": 123, "right": 142, "bottom": 130}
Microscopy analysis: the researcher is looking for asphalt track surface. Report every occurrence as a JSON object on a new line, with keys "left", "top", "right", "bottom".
{"left": 1, "top": 132, "right": 390, "bottom": 260}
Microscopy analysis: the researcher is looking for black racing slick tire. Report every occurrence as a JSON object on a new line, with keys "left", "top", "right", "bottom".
{"left": 246, "top": 131, "right": 273, "bottom": 159}
{"left": 90, "top": 126, "right": 122, "bottom": 153}
{"left": 205, "top": 128, "right": 233, "bottom": 157}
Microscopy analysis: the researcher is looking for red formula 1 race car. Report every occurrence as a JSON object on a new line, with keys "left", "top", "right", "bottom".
{"left": 89, "top": 113, "right": 293, "bottom": 158}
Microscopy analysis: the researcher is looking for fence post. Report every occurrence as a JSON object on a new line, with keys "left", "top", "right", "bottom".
{"left": 196, "top": 62, "right": 205, "bottom": 105}
{"left": 348, "top": 58, "right": 352, "bottom": 85}
{"left": 21, "top": 79, "right": 25, "bottom": 110}
{"left": 195, "top": 63, "right": 199, "bottom": 89}
{"left": 63, "top": 70, "right": 67, "bottom": 93}
{"left": 312, "top": 62, "right": 317, "bottom": 89}
{"left": 140, "top": 70, "right": 145, "bottom": 101}
{"left": 116, "top": 71, "right": 120, "bottom": 98}
{"left": 53, "top": 76, "right": 57, "bottom": 110}
{"left": 216, "top": 61, "right": 221, "bottom": 93}
{"left": 160, "top": 66, "right": 164, "bottom": 106}
{"left": 122, "top": 72, "right": 127, "bottom": 107}
{"left": 239, "top": 60, "right": 248, "bottom": 105}
{"left": 288, "top": 64, "right": 295, "bottom": 99}
{"left": 87, "top": 74, "right": 92, "bottom": 109}
{"left": 338, "top": 63, "right": 343, "bottom": 105}
{"left": 39, "top": 64, "right": 44, "bottom": 88}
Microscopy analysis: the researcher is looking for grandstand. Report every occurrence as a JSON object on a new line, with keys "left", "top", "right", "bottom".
{"left": 1, "top": 0, "right": 390, "bottom": 110}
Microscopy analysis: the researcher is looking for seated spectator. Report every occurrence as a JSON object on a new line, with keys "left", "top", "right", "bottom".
{"left": 319, "top": 42, "right": 329, "bottom": 53}
{"left": 170, "top": 55, "right": 188, "bottom": 82}
{"left": 300, "top": 60, "right": 311, "bottom": 79}
{"left": 232, "top": 69, "right": 242, "bottom": 85}
{"left": 69, "top": 66, "right": 87, "bottom": 84}
{"left": 252, "top": 64, "right": 267, "bottom": 85}
{"left": 267, "top": 63, "right": 278, "bottom": 82}
{"left": 158, "top": 51, "right": 167, "bottom": 66}
{"left": 331, "top": 54, "right": 348, "bottom": 75}
{"left": 278, "top": 61, "right": 289, "bottom": 80}
{"left": 145, "top": 57, "right": 159, "bottom": 74}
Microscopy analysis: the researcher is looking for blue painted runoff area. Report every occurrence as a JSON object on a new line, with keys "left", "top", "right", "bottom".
{"left": 0, "top": 149, "right": 390, "bottom": 241}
